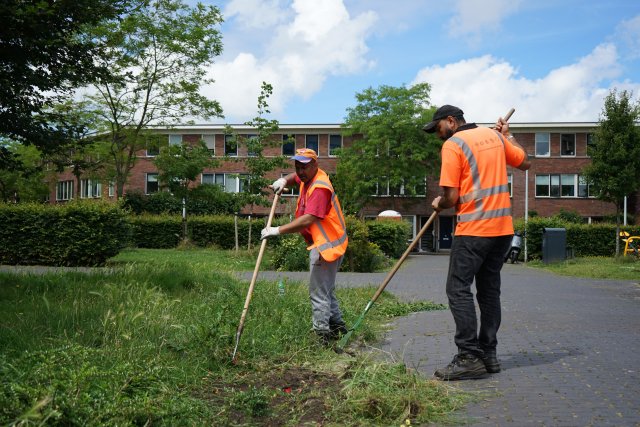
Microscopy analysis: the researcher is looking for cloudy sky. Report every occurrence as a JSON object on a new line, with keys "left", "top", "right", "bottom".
{"left": 200, "top": 0, "right": 640, "bottom": 124}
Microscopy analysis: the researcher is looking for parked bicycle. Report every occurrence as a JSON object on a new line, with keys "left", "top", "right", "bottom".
{"left": 620, "top": 231, "right": 640, "bottom": 259}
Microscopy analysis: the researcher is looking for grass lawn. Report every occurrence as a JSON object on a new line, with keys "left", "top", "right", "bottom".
{"left": 527, "top": 256, "right": 640, "bottom": 281}
{"left": 0, "top": 248, "right": 464, "bottom": 426}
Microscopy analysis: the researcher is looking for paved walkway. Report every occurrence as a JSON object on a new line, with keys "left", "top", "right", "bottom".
{"left": 253, "top": 255, "right": 640, "bottom": 426}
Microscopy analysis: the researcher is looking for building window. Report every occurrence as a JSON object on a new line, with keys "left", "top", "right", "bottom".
{"left": 402, "top": 177, "right": 427, "bottom": 197}
{"left": 536, "top": 174, "right": 594, "bottom": 198}
{"left": 550, "top": 175, "right": 560, "bottom": 197}
{"left": 147, "top": 140, "right": 160, "bottom": 157}
{"left": 225, "top": 134, "right": 237, "bottom": 156}
{"left": 507, "top": 174, "right": 513, "bottom": 197}
{"left": 305, "top": 134, "right": 319, "bottom": 153}
{"left": 202, "top": 134, "right": 215, "bottom": 155}
{"left": 202, "top": 173, "right": 225, "bottom": 186}
{"left": 202, "top": 173, "right": 248, "bottom": 193}
{"left": 80, "top": 179, "right": 102, "bottom": 199}
{"left": 245, "top": 134, "right": 258, "bottom": 157}
{"left": 282, "top": 134, "right": 295, "bottom": 156}
{"left": 586, "top": 133, "right": 595, "bottom": 156}
{"left": 225, "top": 174, "right": 249, "bottom": 193}
{"left": 56, "top": 180, "right": 74, "bottom": 201}
{"left": 169, "top": 134, "right": 182, "bottom": 146}
{"left": 561, "top": 174, "right": 575, "bottom": 197}
{"left": 376, "top": 177, "right": 389, "bottom": 196}
{"left": 535, "top": 133, "right": 550, "bottom": 157}
{"left": 329, "top": 134, "right": 342, "bottom": 156}
{"left": 146, "top": 173, "right": 159, "bottom": 194}
{"left": 560, "top": 134, "right": 575, "bottom": 156}
{"left": 281, "top": 173, "right": 299, "bottom": 197}
{"left": 108, "top": 181, "right": 115, "bottom": 197}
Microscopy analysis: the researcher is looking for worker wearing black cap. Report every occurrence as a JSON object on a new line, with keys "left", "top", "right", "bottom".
{"left": 425, "top": 105, "right": 531, "bottom": 380}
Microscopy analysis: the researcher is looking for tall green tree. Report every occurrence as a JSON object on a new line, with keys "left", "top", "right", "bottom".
{"left": 335, "top": 83, "right": 440, "bottom": 214}
{"left": 0, "top": 0, "right": 135, "bottom": 153}
{"left": 84, "top": 0, "right": 224, "bottom": 199}
{"left": 0, "top": 140, "right": 48, "bottom": 203}
{"left": 582, "top": 89, "right": 640, "bottom": 255}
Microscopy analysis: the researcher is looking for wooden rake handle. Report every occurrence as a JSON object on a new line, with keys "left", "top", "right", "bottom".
{"left": 232, "top": 190, "right": 282, "bottom": 362}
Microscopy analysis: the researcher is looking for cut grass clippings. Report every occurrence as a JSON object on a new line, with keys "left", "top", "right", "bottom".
{"left": 0, "top": 248, "right": 461, "bottom": 426}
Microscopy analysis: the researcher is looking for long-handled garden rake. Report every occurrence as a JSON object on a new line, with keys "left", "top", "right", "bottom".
{"left": 231, "top": 190, "right": 282, "bottom": 364}
{"left": 336, "top": 108, "right": 516, "bottom": 352}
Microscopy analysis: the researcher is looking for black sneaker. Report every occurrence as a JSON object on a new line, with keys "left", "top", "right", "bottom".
{"left": 481, "top": 354, "right": 501, "bottom": 373}
{"left": 329, "top": 320, "right": 348, "bottom": 339}
{"left": 434, "top": 354, "right": 488, "bottom": 381}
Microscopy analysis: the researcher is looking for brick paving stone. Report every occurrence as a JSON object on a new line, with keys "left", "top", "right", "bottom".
{"left": 243, "top": 254, "right": 640, "bottom": 426}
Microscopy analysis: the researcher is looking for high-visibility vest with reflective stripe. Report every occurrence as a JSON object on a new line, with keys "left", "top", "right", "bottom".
{"left": 444, "top": 127, "right": 514, "bottom": 237}
{"left": 297, "top": 169, "right": 348, "bottom": 262}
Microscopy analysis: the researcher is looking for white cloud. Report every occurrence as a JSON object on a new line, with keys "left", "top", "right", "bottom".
{"left": 615, "top": 14, "right": 640, "bottom": 60}
{"left": 411, "top": 43, "right": 640, "bottom": 122}
{"left": 223, "top": 0, "right": 290, "bottom": 29}
{"left": 204, "top": 0, "right": 377, "bottom": 122}
{"left": 447, "top": 0, "right": 523, "bottom": 41}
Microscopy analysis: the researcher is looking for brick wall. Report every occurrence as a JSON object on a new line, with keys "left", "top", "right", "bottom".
{"left": 48, "top": 125, "right": 636, "bottom": 223}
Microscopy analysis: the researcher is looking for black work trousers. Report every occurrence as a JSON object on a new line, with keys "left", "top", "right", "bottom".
{"left": 445, "top": 234, "right": 512, "bottom": 357}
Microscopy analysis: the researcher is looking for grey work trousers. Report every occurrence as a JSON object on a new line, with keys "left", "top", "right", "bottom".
{"left": 309, "top": 248, "right": 344, "bottom": 332}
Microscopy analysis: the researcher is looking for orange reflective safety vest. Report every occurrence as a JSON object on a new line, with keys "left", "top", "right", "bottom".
{"left": 297, "top": 169, "right": 348, "bottom": 262}
{"left": 439, "top": 126, "right": 526, "bottom": 237}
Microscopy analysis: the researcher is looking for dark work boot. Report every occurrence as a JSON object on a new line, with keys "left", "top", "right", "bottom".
{"left": 481, "top": 353, "right": 501, "bottom": 373}
{"left": 329, "top": 320, "right": 348, "bottom": 340}
{"left": 314, "top": 330, "right": 332, "bottom": 347}
{"left": 434, "top": 354, "right": 488, "bottom": 381}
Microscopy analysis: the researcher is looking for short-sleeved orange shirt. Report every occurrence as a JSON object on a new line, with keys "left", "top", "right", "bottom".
{"left": 439, "top": 125, "right": 526, "bottom": 237}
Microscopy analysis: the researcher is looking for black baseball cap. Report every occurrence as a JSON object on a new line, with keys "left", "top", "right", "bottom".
{"left": 422, "top": 105, "right": 464, "bottom": 133}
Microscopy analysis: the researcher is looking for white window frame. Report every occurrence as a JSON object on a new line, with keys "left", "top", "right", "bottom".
{"left": 169, "top": 134, "right": 182, "bottom": 146}
{"left": 80, "top": 179, "right": 102, "bottom": 199}
{"left": 536, "top": 173, "right": 594, "bottom": 198}
{"left": 328, "top": 134, "right": 342, "bottom": 157}
{"left": 305, "top": 134, "right": 319, "bottom": 153}
{"left": 201, "top": 173, "right": 225, "bottom": 186}
{"left": 108, "top": 181, "right": 115, "bottom": 197}
{"left": 145, "top": 173, "right": 159, "bottom": 194}
{"left": 245, "top": 134, "right": 258, "bottom": 157}
{"left": 586, "top": 133, "right": 595, "bottom": 156}
{"left": 224, "top": 134, "right": 237, "bottom": 157}
{"left": 535, "top": 132, "right": 550, "bottom": 157}
{"left": 560, "top": 134, "right": 576, "bottom": 157}
{"left": 280, "top": 173, "right": 299, "bottom": 197}
{"left": 202, "top": 134, "right": 215, "bottom": 155}
{"left": 507, "top": 174, "right": 513, "bottom": 197}
{"left": 56, "top": 180, "right": 74, "bottom": 201}
{"left": 282, "top": 134, "right": 295, "bottom": 156}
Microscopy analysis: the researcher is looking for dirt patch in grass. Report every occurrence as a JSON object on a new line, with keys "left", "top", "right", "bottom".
{"left": 200, "top": 365, "right": 344, "bottom": 426}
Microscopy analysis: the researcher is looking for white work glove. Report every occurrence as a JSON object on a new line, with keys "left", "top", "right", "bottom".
{"left": 271, "top": 178, "right": 287, "bottom": 194}
{"left": 260, "top": 226, "right": 280, "bottom": 240}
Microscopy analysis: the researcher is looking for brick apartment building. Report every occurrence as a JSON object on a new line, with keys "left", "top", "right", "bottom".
{"left": 50, "top": 122, "right": 638, "bottom": 252}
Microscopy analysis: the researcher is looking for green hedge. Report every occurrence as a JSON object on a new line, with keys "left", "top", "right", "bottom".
{"left": 366, "top": 219, "right": 412, "bottom": 258}
{"left": 0, "top": 202, "right": 130, "bottom": 266}
{"left": 128, "top": 214, "right": 268, "bottom": 250}
{"left": 513, "top": 217, "right": 640, "bottom": 260}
